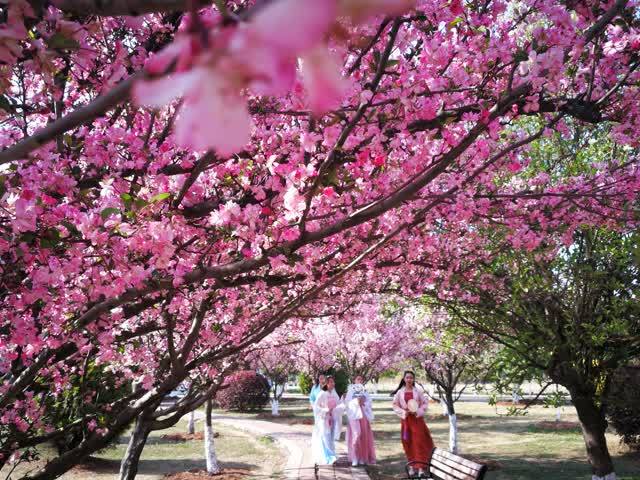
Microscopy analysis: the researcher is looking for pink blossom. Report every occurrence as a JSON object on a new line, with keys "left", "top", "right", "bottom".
{"left": 283, "top": 186, "right": 306, "bottom": 220}
{"left": 301, "top": 48, "right": 349, "bottom": 114}
{"left": 12, "top": 198, "right": 38, "bottom": 233}
{"left": 507, "top": 161, "right": 522, "bottom": 173}
{"left": 134, "top": 67, "right": 251, "bottom": 155}
{"left": 339, "top": 0, "right": 415, "bottom": 21}
{"left": 281, "top": 227, "right": 300, "bottom": 241}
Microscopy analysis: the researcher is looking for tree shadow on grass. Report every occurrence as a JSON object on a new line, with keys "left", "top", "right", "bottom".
{"left": 480, "top": 454, "right": 640, "bottom": 480}
{"left": 139, "top": 459, "right": 256, "bottom": 476}
{"left": 73, "top": 457, "right": 257, "bottom": 477}
{"left": 369, "top": 451, "right": 640, "bottom": 480}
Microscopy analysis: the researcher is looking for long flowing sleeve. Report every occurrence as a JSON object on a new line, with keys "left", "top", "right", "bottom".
{"left": 345, "top": 386, "right": 362, "bottom": 421}
{"left": 332, "top": 391, "right": 345, "bottom": 441}
{"left": 314, "top": 391, "right": 330, "bottom": 418}
{"left": 333, "top": 392, "right": 345, "bottom": 417}
{"left": 363, "top": 392, "right": 375, "bottom": 422}
{"left": 392, "top": 389, "right": 407, "bottom": 419}
{"left": 416, "top": 388, "right": 428, "bottom": 418}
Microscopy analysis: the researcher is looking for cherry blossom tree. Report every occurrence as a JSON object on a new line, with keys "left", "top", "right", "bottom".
{"left": 293, "top": 319, "right": 340, "bottom": 380}
{"left": 1, "top": 1, "right": 639, "bottom": 479}
{"left": 330, "top": 298, "right": 416, "bottom": 382}
{"left": 249, "top": 331, "right": 301, "bottom": 415}
{"left": 412, "top": 308, "right": 495, "bottom": 454}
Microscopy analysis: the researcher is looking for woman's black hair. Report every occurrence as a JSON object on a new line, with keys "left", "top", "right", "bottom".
{"left": 314, "top": 373, "right": 326, "bottom": 387}
{"left": 322, "top": 375, "right": 334, "bottom": 391}
{"left": 391, "top": 370, "right": 416, "bottom": 396}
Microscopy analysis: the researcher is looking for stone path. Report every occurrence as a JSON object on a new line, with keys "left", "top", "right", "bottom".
{"left": 197, "top": 412, "right": 370, "bottom": 480}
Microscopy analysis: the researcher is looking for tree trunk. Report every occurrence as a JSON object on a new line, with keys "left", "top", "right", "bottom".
{"left": 187, "top": 410, "right": 196, "bottom": 434}
{"left": 204, "top": 399, "right": 221, "bottom": 474}
{"left": 119, "top": 413, "right": 152, "bottom": 480}
{"left": 439, "top": 396, "right": 448, "bottom": 415}
{"left": 444, "top": 390, "right": 458, "bottom": 454}
{"left": 570, "top": 391, "right": 616, "bottom": 480}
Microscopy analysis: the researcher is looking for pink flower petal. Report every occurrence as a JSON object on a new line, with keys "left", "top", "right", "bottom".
{"left": 301, "top": 48, "right": 349, "bottom": 114}
{"left": 132, "top": 70, "right": 200, "bottom": 108}
{"left": 243, "top": 44, "right": 297, "bottom": 95}
{"left": 339, "top": 0, "right": 415, "bottom": 21}
{"left": 144, "top": 36, "right": 191, "bottom": 75}
{"left": 251, "top": 0, "right": 337, "bottom": 55}
{"left": 175, "top": 69, "right": 251, "bottom": 155}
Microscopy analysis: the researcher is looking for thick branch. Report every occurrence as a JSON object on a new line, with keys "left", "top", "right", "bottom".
{"left": 0, "top": 75, "right": 139, "bottom": 165}
{"left": 52, "top": 0, "right": 206, "bottom": 16}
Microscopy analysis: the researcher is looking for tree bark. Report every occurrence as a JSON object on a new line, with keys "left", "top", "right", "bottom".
{"left": 187, "top": 410, "right": 196, "bottom": 434}
{"left": 570, "top": 390, "right": 616, "bottom": 479}
{"left": 118, "top": 411, "right": 153, "bottom": 480}
{"left": 204, "top": 399, "right": 221, "bottom": 474}
{"left": 444, "top": 389, "right": 458, "bottom": 454}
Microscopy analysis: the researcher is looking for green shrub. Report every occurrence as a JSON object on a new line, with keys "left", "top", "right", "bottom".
{"left": 606, "top": 363, "right": 640, "bottom": 449}
{"left": 327, "top": 368, "right": 349, "bottom": 397}
{"left": 297, "top": 372, "right": 313, "bottom": 395}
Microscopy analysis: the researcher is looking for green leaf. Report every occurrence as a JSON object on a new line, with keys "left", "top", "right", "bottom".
{"left": 20, "top": 232, "right": 36, "bottom": 244}
{"left": 61, "top": 220, "right": 79, "bottom": 235}
{"left": 134, "top": 198, "right": 148, "bottom": 209}
{"left": 100, "top": 207, "right": 121, "bottom": 221}
{"left": 46, "top": 32, "right": 80, "bottom": 50}
{"left": 40, "top": 238, "right": 55, "bottom": 249}
{"left": 121, "top": 193, "right": 133, "bottom": 210}
{"left": 149, "top": 192, "right": 171, "bottom": 203}
{"left": 0, "top": 95, "right": 12, "bottom": 113}
{"left": 448, "top": 16, "right": 463, "bottom": 29}
{"left": 385, "top": 59, "right": 399, "bottom": 69}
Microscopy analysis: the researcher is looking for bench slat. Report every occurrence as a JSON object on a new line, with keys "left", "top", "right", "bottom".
{"left": 432, "top": 449, "right": 484, "bottom": 471}
{"left": 429, "top": 462, "right": 476, "bottom": 480}
{"left": 432, "top": 453, "right": 482, "bottom": 476}
{"left": 429, "top": 448, "right": 487, "bottom": 480}
{"left": 430, "top": 464, "right": 475, "bottom": 480}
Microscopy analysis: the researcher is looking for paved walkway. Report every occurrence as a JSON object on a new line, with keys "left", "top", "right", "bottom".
{"left": 193, "top": 411, "right": 370, "bottom": 480}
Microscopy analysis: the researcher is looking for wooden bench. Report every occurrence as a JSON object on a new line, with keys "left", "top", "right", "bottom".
{"left": 406, "top": 448, "right": 487, "bottom": 480}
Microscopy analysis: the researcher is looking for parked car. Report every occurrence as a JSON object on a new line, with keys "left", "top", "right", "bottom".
{"left": 166, "top": 383, "right": 189, "bottom": 399}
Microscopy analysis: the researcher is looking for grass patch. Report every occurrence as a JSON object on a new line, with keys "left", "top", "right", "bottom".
{"left": 1, "top": 419, "right": 285, "bottom": 480}
{"left": 258, "top": 435, "right": 275, "bottom": 445}
{"left": 527, "top": 421, "right": 582, "bottom": 434}
{"left": 358, "top": 400, "right": 640, "bottom": 480}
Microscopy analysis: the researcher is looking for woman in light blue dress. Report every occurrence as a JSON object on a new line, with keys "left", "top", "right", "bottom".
{"left": 309, "top": 374, "right": 326, "bottom": 407}
{"left": 311, "top": 376, "right": 344, "bottom": 465}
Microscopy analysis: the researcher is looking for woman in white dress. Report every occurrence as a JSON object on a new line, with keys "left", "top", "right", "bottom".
{"left": 311, "top": 376, "right": 344, "bottom": 465}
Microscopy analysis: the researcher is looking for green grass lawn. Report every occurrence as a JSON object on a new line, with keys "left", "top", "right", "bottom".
{"left": 240, "top": 398, "right": 640, "bottom": 480}
{"left": 5, "top": 399, "right": 638, "bottom": 480}
{"left": 2, "top": 418, "right": 285, "bottom": 480}
{"left": 364, "top": 400, "right": 640, "bottom": 480}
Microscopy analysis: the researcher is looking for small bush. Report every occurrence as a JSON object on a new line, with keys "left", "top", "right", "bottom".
{"left": 326, "top": 368, "right": 349, "bottom": 397}
{"left": 216, "top": 371, "right": 270, "bottom": 412}
{"left": 298, "top": 372, "right": 313, "bottom": 395}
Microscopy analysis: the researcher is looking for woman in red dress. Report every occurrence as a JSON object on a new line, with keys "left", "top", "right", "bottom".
{"left": 392, "top": 371, "right": 435, "bottom": 477}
